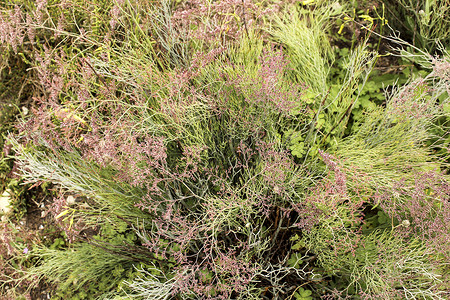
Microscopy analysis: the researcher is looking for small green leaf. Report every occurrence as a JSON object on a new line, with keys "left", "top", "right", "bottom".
{"left": 287, "top": 253, "right": 303, "bottom": 268}
{"left": 290, "top": 234, "right": 299, "bottom": 242}
{"left": 300, "top": 288, "right": 312, "bottom": 297}
{"left": 291, "top": 243, "right": 301, "bottom": 251}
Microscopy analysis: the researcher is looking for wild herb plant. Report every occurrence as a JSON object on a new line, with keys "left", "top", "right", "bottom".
{"left": 0, "top": 0, "right": 449, "bottom": 299}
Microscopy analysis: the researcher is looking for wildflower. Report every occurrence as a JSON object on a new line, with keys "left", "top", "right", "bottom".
{"left": 23, "top": 247, "right": 28, "bottom": 254}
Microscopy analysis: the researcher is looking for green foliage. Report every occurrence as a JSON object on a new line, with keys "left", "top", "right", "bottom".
{"left": 382, "top": 0, "right": 450, "bottom": 53}
{"left": 0, "top": 47, "right": 29, "bottom": 193}
{"left": 1, "top": 0, "right": 449, "bottom": 299}
{"left": 292, "top": 287, "right": 313, "bottom": 300}
{"left": 287, "top": 252, "right": 303, "bottom": 269}
{"left": 269, "top": 3, "right": 340, "bottom": 92}
{"left": 3, "top": 179, "right": 28, "bottom": 220}
{"left": 25, "top": 243, "right": 144, "bottom": 299}
{"left": 283, "top": 41, "right": 379, "bottom": 163}
{"left": 301, "top": 223, "right": 445, "bottom": 297}
{"left": 10, "top": 141, "right": 149, "bottom": 223}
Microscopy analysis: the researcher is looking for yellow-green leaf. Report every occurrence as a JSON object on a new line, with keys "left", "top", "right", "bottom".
{"left": 55, "top": 209, "right": 70, "bottom": 219}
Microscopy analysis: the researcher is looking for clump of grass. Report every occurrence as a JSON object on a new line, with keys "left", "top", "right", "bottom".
{"left": 18, "top": 242, "right": 144, "bottom": 298}
{"left": 267, "top": 3, "right": 342, "bottom": 93}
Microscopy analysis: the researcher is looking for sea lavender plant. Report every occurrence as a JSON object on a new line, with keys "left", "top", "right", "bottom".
{"left": 7, "top": 13, "right": 316, "bottom": 295}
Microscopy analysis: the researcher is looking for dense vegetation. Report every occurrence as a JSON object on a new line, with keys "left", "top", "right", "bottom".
{"left": 0, "top": 0, "right": 449, "bottom": 299}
